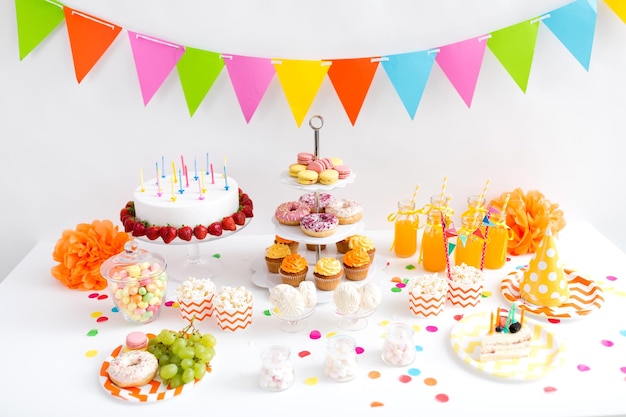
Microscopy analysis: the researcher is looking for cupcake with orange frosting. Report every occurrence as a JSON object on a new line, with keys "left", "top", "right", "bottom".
{"left": 275, "top": 235, "right": 299, "bottom": 254}
{"left": 265, "top": 243, "right": 292, "bottom": 274}
{"left": 347, "top": 235, "right": 376, "bottom": 263}
{"left": 342, "top": 248, "right": 371, "bottom": 281}
{"left": 313, "top": 257, "right": 343, "bottom": 291}
{"left": 279, "top": 254, "right": 309, "bottom": 287}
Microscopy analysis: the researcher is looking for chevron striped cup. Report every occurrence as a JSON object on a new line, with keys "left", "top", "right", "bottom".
{"left": 447, "top": 281, "right": 483, "bottom": 308}
{"left": 409, "top": 292, "right": 445, "bottom": 317}
{"left": 215, "top": 303, "right": 253, "bottom": 332}
{"left": 178, "top": 294, "right": 215, "bottom": 322}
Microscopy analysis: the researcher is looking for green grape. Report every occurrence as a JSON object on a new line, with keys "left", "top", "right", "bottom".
{"left": 193, "top": 344, "right": 207, "bottom": 358}
{"left": 158, "top": 354, "right": 170, "bottom": 366}
{"left": 171, "top": 337, "right": 186, "bottom": 353}
{"left": 160, "top": 331, "right": 176, "bottom": 346}
{"left": 169, "top": 374, "right": 183, "bottom": 388}
{"left": 169, "top": 354, "right": 181, "bottom": 365}
{"left": 193, "top": 362, "right": 206, "bottom": 380}
{"left": 197, "top": 346, "right": 215, "bottom": 363}
{"left": 178, "top": 347, "right": 195, "bottom": 360}
{"left": 148, "top": 337, "right": 160, "bottom": 347}
{"left": 189, "top": 332, "right": 201, "bottom": 343}
{"left": 182, "top": 368, "right": 195, "bottom": 384}
{"left": 159, "top": 363, "right": 178, "bottom": 380}
{"left": 200, "top": 333, "right": 217, "bottom": 348}
{"left": 180, "top": 358, "right": 194, "bottom": 370}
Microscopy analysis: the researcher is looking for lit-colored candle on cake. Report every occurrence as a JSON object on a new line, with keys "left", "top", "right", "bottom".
{"left": 171, "top": 161, "right": 178, "bottom": 183}
{"left": 178, "top": 169, "right": 184, "bottom": 194}
{"left": 140, "top": 168, "right": 145, "bottom": 192}
{"left": 210, "top": 163, "right": 215, "bottom": 184}
{"left": 223, "top": 156, "right": 229, "bottom": 190}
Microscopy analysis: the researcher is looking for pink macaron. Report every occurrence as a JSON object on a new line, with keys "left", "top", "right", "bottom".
{"left": 307, "top": 160, "right": 325, "bottom": 173}
{"left": 333, "top": 165, "right": 351, "bottom": 179}
{"left": 297, "top": 152, "right": 315, "bottom": 165}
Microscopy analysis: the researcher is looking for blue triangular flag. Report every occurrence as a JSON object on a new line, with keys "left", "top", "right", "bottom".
{"left": 542, "top": 0, "right": 597, "bottom": 71}
{"left": 381, "top": 50, "right": 437, "bottom": 119}
{"left": 458, "top": 235, "right": 467, "bottom": 248}
{"left": 483, "top": 215, "right": 495, "bottom": 227}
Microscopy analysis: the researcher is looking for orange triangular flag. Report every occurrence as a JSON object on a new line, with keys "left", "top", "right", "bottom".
{"left": 274, "top": 59, "right": 330, "bottom": 127}
{"left": 327, "top": 57, "right": 379, "bottom": 125}
{"left": 63, "top": 7, "right": 121, "bottom": 83}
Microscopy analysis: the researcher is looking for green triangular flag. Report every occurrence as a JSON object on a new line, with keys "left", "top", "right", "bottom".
{"left": 487, "top": 18, "right": 540, "bottom": 93}
{"left": 15, "top": 0, "right": 66, "bottom": 60}
{"left": 448, "top": 242, "right": 456, "bottom": 255}
{"left": 177, "top": 47, "right": 225, "bottom": 117}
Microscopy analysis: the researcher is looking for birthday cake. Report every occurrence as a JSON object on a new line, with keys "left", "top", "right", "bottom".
{"left": 120, "top": 172, "right": 253, "bottom": 243}
{"left": 480, "top": 306, "right": 530, "bottom": 361}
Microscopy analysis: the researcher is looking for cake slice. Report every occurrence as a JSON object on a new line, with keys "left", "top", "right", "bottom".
{"left": 480, "top": 305, "right": 531, "bottom": 361}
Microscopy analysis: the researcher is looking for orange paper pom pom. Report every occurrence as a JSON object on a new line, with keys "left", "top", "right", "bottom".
{"left": 51, "top": 219, "right": 130, "bottom": 290}
{"left": 489, "top": 188, "right": 565, "bottom": 256}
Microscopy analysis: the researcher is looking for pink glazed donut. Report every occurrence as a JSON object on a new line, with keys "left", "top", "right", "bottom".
{"left": 275, "top": 201, "right": 311, "bottom": 226}
{"left": 300, "top": 213, "right": 339, "bottom": 238}
{"left": 298, "top": 192, "right": 336, "bottom": 213}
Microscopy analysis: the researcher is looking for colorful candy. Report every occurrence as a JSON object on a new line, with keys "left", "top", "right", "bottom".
{"left": 108, "top": 262, "right": 166, "bottom": 324}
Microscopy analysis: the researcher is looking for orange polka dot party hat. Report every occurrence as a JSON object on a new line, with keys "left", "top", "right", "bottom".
{"left": 520, "top": 227, "right": 569, "bottom": 307}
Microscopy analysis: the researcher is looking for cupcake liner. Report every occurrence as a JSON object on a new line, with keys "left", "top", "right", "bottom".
{"left": 314, "top": 272, "right": 343, "bottom": 291}
{"left": 335, "top": 240, "right": 350, "bottom": 254}
{"left": 447, "top": 281, "right": 483, "bottom": 308}
{"left": 214, "top": 304, "right": 253, "bottom": 332}
{"left": 306, "top": 244, "right": 326, "bottom": 251}
{"left": 409, "top": 293, "right": 444, "bottom": 317}
{"left": 178, "top": 294, "right": 214, "bottom": 321}
{"left": 343, "top": 264, "right": 370, "bottom": 281}
{"left": 265, "top": 257, "right": 284, "bottom": 274}
{"left": 279, "top": 268, "right": 308, "bottom": 287}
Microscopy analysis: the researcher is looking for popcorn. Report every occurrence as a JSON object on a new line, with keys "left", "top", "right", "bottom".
{"left": 215, "top": 286, "right": 253, "bottom": 309}
{"left": 449, "top": 264, "right": 484, "bottom": 285}
{"left": 175, "top": 277, "right": 216, "bottom": 300}
{"left": 407, "top": 273, "right": 448, "bottom": 296}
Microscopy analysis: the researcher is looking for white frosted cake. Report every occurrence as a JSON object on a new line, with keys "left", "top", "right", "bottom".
{"left": 133, "top": 174, "right": 239, "bottom": 228}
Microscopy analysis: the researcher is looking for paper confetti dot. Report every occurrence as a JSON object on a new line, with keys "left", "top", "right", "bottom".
{"left": 326, "top": 331, "right": 337, "bottom": 338}
{"left": 90, "top": 311, "right": 102, "bottom": 318}
{"left": 481, "top": 291, "right": 492, "bottom": 298}
{"left": 309, "top": 330, "right": 321, "bottom": 340}
{"left": 298, "top": 351, "right": 311, "bottom": 358}
{"left": 620, "top": 367, "right": 626, "bottom": 374}
{"left": 368, "top": 371, "right": 381, "bottom": 379}
{"left": 370, "top": 401, "right": 384, "bottom": 408}
{"left": 86, "top": 329, "right": 98, "bottom": 337}
{"left": 355, "top": 346, "right": 365, "bottom": 354}
{"left": 435, "top": 393, "right": 449, "bottom": 402}
{"left": 396, "top": 283, "right": 407, "bottom": 289}
{"left": 88, "top": 293, "right": 99, "bottom": 299}
{"left": 171, "top": 302, "right": 179, "bottom": 308}
{"left": 506, "top": 257, "right": 511, "bottom": 262}
{"left": 391, "top": 277, "right": 402, "bottom": 283}
{"left": 426, "top": 326, "right": 438, "bottom": 333}
{"left": 412, "top": 324, "right": 421, "bottom": 332}
{"left": 304, "top": 377, "right": 318, "bottom": 386}
{"left": 453, "top": 314, "right": 463, "bottom": 321}
{"left": 212, "top": 253, "right": 221, "bottom": 259}
{"left": 577, "top": 364, "right": 590, "bottom": 372}
{"left": 620, "top": 330, "right": 626, "bottom": 337}
{"left": 424, "top": 377, "right": 437, "bottom": 385}
{"left": 263, "top": 310, "right": 271, "bottom": 316}
{"left": 548, "top": 318, "right": 561, "bottom": 324}
{"left": 111, "top": 307, "right": 119, "bottom": 313}
{"left": 399, "top": 375, "right": 412, "bottom": 383}
{"left": 606, "top": 276, "right": 618, "bottom": 281}
{"left": 96, "top": 316, "right": 109, "bottom": 323}
{"left": 544, "top": 386, "right": 557, "bottom": 393}
{"left": 408, "top": 368, "right": 421, "bottom": 376}
{"left": 415, "top": 345, "right": 424, "bottom": 352}
{"left": 84, "top": 350, "right": 98, "bottom": 358}
{"left": 391, "top": 287, "right": 402, "bottom": 293}
{"left": 406, "top": 265, "right": 416, "bottom": 270}
{"left": 379, "top": 320, "right": 390, "bottom": 327}
{"left": 165, "top": 301, "right": 175, "bottom": 307}
{"left": 97, "top": 294, "right": 108, "bottom": 300}
{"left": 601, "top": 339, "right": 614, "bottom": 347}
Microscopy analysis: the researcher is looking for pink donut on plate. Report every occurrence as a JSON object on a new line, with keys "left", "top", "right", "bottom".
{"left": 297, "top": 152, "right": 315, "bottom": 165}
{"left": 300, "top": 213, "right": 339, "bottom": 238}
{"left": 275, "top": 201, "right": 311, "bottom": 226}
{"left": 333, "top": 165, "right": 351, "bottom": 179}
{"left": 298, "top": 192, "right": 336, "bottom": 212}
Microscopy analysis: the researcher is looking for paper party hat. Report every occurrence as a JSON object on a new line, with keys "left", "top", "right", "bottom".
{"left": 520, "top": 227, "right": 569, "bottom": 307}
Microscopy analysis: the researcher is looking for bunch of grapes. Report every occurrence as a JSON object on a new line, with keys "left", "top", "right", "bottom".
{"left": 147, "top": 323, "right": 216, "bottom": 389}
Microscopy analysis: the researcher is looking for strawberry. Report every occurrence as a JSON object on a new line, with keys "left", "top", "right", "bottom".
{"left": 178, "top": 225, "right": 193, "bottom": 241}
{"left": 208, "top": 222, "right": 223, "bottom": 236}
{"left": 160, "top": 225, "right": 178, "bottom": 244}
{"left": 193, "top": 224, "right": 208, "bottom": 240}
{"left": 239, "top": 194, "right": 253, "bottom": 208}
{"left": 221, "top": 216, "right": 236, "bottom": 231}
{"left": 132, "top": 221, "right": 148, "bottom": 237}
{"left": 146, "top": 225, "right": 161, "bottom": 241}
{"left": 232, "top": 211, "right": 246, "bottom": 226}
{"left": 123, "top": 216, "right": 135, "bottom": 232}
{"left": 241, "top": 205, "right": 254, "bottom": 218}
{"left": 125, "top": 201, "right": 134, "bottom": 209}
{"left": 120, "top": 207, "right": 133, "bottom": 222}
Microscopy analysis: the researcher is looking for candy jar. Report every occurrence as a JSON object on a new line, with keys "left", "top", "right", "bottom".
{"left": 100, "top": 240, "right": 167, "bottom": 324}
{"left": 258, "top": 346, "right": 295, "bottom": 391}
{"left": 420, "top": 195, "right": 451, "bottom": 273}
{"left": 389, "top": 199, "right": 418, "bottom": 258}
{"left": 324, "top": 334, "right": 358, "bottom": 382}
{"left": 484, "top": 207, "right": 510, "bottom": 269}
{"left": 382, "top": 322, "right": 416, "bottom": 367}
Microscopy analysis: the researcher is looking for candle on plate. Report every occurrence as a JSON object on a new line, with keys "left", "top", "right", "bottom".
{"left": 140, "top": 168, "right": 145, "bottom": 192}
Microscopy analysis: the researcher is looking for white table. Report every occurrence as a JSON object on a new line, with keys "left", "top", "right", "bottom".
{"left": 0, "top": 222, "right": 624, "bottom": 417}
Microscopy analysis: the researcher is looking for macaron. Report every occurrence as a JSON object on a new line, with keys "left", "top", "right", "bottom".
{"left": 297, "top": 152, "right": 315, "bottom": 165}
{"left": 333, "top": 165, "right": 351, "bottom": 179}
{"left": 319, "top": 169, "right": 339, "bottom": 185}
{"left": 297, "top": 169, "right": 319, "bottom": 185}
{"left": 288, "top": 163, "right": 307, "bottom": 177}
{"left": 307, "top": 160, "right": 325, "bottom": 173}
{"left": 329, "top": 157, "right": 343, "bottom": 167}
{"left": 319, "top": 157, "right": 334, "bottom": 169}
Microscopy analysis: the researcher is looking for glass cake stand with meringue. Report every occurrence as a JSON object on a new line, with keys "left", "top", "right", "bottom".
{"left": 269, "top": 305, "right": 316, "bottom": 333}
{"left": 330, "top": 300, "right": 376, "bottom": 331}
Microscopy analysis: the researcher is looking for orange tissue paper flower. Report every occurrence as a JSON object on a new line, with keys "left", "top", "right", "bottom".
{"left": 489, "top": 188, "right": 566, "bottom": 256}
{"left": 51, "top": 219, "right": 130, "bottom": 290}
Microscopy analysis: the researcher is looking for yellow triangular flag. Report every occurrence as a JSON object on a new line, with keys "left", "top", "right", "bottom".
{"left": 273, "top": 59, "right": 330, "bottom": 127}
{"left": 605, "top": 0, "right": 626, "bottom": 24}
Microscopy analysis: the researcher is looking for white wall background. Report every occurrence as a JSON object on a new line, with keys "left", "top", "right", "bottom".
{"left": 1, "top": 0, "right": 625, "bottom": 281}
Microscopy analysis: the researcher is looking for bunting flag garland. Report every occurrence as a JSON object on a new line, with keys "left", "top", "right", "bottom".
{"left": 327, "top": 57, "right": 380, "bottom": 126}
{"left": 223, "top": 55, "right": 275, "bottom": 123}
{"left": 487, "top": 18, "right": 541, "bottom": 93}
{"left": 127, "top": 31, "right": 185, "bottom": 106}
{"left": 176, "top": 48, "right": 224, "bottom": 117}
{"left": 381, "top": 50, "right": 438, "bottom": 119}
{"left": 274, "top": 59, "right": 330, "bottom": 127}
{"left": 63, "top": 7, "right": 121, "bottom": 83}
{"left": 435, "top": 36, "right": 489, "bottom": 108}
{"left": 12, "top": 0, "right": 622, "bottom": 124}
{"left": 15, "top": 0, "right": 64, "bottom": 60}
{"left": 543, "top": 0, "right": 598, "bottom": 70}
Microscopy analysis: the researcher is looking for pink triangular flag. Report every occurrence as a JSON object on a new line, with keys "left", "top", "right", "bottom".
{"left": 127, "top": 31, "right": 185, "bottom": 105}
{"left": 436, "top": 36, "right": 488, "bottom": 107}
{"left": 223, "top": 55, "right": 275, "bottom": 123}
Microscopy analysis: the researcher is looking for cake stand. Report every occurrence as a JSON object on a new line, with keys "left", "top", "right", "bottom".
{"left": 137, "top": 218, "right": 251, "bottom": 282}
{"left": 330, "top": 301, "right": 376, "bottom": 331}
{"left": 269, "top": 306, "right": 316, "bottom": 333}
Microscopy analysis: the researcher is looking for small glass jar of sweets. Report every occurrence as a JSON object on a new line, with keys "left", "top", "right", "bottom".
{"left": 324, "top": 335, "right": 358, "bottom": 382}
{"left": 258, "top": 345, "right": 295, "bottom": 391}
{"left": 382, "top": 322, "right": 416, "bottom": 367}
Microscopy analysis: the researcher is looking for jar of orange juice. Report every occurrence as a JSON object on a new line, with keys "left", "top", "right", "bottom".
{"left": 391, "top": 200, "right": 418, "bottom": 258}
{"left": 454, "top": 214, "right": 484, "bottom": 269}
{"left": 484, "top": 209, "right": 509, "bottom": 269}
{"left": 420, "top": 195, "right": 450, "bottom": 272}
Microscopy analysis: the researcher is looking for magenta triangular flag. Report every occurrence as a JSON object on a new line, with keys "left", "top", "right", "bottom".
{"left": 127, "top": 31, "right": 185, "bottom": 105}
{"left": 223, "top": 55, "right": 275, "bottom": 123}
{"left": 436, "top": 36, "right": 488, "bottom": 107}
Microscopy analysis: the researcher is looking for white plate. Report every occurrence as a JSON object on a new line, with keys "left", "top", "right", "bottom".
{"left": 449, "top": 311, "right": 565, "bottom": 380}
{"left": 280, "top": 171, "right": 356, "bottom": 191}
{"left": 272, "top": 217, "right": 365, "bottom": 245}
